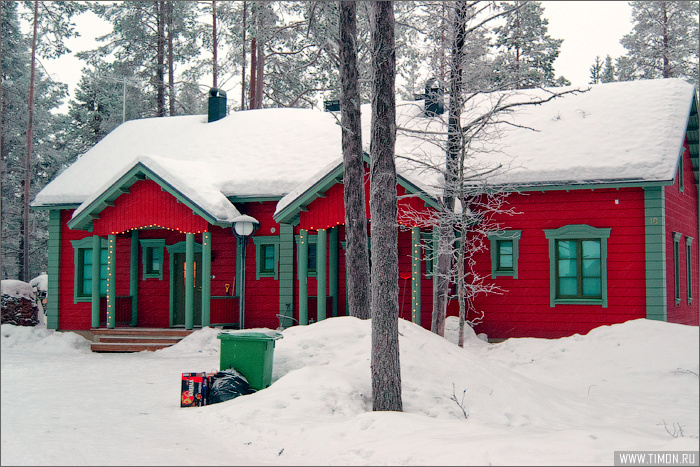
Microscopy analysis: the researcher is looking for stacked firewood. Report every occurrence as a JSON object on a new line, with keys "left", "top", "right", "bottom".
{"left": 1, "top": 284, "right": 39, "bottom": 327}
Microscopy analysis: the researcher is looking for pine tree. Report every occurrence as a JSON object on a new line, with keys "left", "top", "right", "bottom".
{"left": 493, "top": 1, "right": 564, "bottom": 89}
{"left": 1, "top": 2, "right": 71, "bottom": 280}
{"left": 369, "top": 0, "right": 402, "bottom": 413}
{"left": 589, "top": 56, "right": 603, "bottom": 84}
{"left": 82, "top": 1, "right": 202, "bottom": 117}
{"left": 620, "top": 1, "right": 699, "bottom": 86}
{"left": 601, "top": 55, "right": 616, "bottom": 83}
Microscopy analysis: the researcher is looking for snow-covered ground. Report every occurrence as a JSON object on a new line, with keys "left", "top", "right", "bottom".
{"left": 1, "top": 316, "right": 698, "bottom": 466}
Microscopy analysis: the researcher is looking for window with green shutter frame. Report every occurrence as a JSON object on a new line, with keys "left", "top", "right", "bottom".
{"left": 487, "top": 230, "right": 521, "bottom": 278}
{"left": 544, "top": 225, "right": 611, "bottom": 307}
{"left": 139, "top": 239, "right": 165, "bottom": 280}
{"left": 71, "top": 237, "right": 108, "bottom": 302}
{"left": 253, "top": 236, "right": 280, "bottom": 279}
{"left": 687, "top": 237, "right": 694, "bottom": 304}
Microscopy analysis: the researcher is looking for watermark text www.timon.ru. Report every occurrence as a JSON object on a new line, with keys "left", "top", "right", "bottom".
{"left": 615, "top": 451, "right": 699, "bottom": 466}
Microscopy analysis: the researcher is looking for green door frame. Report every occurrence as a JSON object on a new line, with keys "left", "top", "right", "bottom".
{"left": 167, "top": 240, "right": 203, "bottom": 328}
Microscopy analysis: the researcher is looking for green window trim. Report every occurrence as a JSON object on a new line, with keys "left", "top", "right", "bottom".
{"left": 253, "top": 236, "right": 280, "bottom": 279}
{"left": 71, "top": 237, "right": 108, "bottom": 303}
{"left": 673, "top": 232, "right": 681, "bottom": 305}
{"left": 487, "top": 230, "right": 522, "bottom": 279}
{"left": 687, "top": 237, "right": 694, "bottom": 304}
{"left": 678, "top": 156, "right": 684, "bottom": 193}
{"left": 139, "top": 239, "right": 165, "bottom": 280}
{"left": 544, "top": 225, "right": 611, "bottom": 308}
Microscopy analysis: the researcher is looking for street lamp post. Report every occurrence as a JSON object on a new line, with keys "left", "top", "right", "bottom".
{"left": 232, "top": 215, "right": 259, "bottom": 329}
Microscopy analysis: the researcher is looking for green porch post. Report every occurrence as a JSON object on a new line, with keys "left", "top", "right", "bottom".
{"left": 202, "top": 231, "right": 212, "bottom": 327}
{"left": 106, "top": 234, "right": 116, "bottom": 328}
{"left": 185, "top": 232, "right": 195, "bottom": 330}
{"left": 91, "top": 235, "right": 101, "bottom": 328}
{"left": 411, "top": 226, "right": 422, "bottom": 325}
{"left": 317, "top": 228, "right": 327, "bottom": 321}
{"left": 278, "top": 224, "right": 295, "bottom": 327}
{"left": 298, "top": 229, "right": 309, "bottom": 325}
{"left": 130, "top": 230, "right": 138, "bottom": 326}
{"left": 329, "top": 226, "right": 338, "bottom": 317}
{"left": 46, "top": 210, "right": 61, "bottom": 330}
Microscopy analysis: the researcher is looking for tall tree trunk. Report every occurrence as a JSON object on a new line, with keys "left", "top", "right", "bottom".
{"left": 369, "top": 0, "right": 402, "bottom": 413}
{"left": 155, "top": 1, "right": 166, "bottom": 117}
{"left": 250, "top": 37, "right": 257, "bottom": 108}
{"left": 661, "top": 2, "right": 670, "bottom": 78}
{"left": 255, "top": 40, "right": 264, "bottom": 108}
{"left": 241, "top": 0, "right": 247, "bottom": 110}
{"left": 339, "top": 1, "right": 371, "bottom": 320}
{"left": 167, "top": 1, "right": 175, "bottom": 115}
{"left": 21, "top": 0, "right": 39, "bottom": 282}
{"left": 212, "top": 0, "right": 218, "bottom": 88}
{"left": 432, "top": 1, "right": 466, "bottom": 337}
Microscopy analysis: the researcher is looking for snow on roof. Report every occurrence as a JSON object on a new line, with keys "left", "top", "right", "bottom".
{"left": 33, "top": 108, "right": 344, "bottom": 209}
{"left": 34, "top": 79, "right": 696, "bottom": 221}
{"left": 69, "top": 154, "right": 242, "bottom": 224}
{"left": 383, "top": 78, "right": 696, "bottom": 192}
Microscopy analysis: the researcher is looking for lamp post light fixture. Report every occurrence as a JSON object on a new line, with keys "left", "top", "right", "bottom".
{"left": 231, "top": 214, "right": 259, "bottom": 329}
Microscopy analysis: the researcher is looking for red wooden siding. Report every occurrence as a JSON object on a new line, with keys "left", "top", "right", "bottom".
{"left": 469, "top": 187, "right": 648, "bottom": 339}
{"left": 92, "top": 179, "right": 208, "bottom": 236}
{"left": 238, "top": 202, "right": 282, "bottom": 329}
{"left": 664, "top": 143, "right": 700, "bottom": 325}
{"left": 59, "top": 210, "right": 92, "bottom": 330}
{"left": 299, "top": 172, "right": 433, "bottom": 231}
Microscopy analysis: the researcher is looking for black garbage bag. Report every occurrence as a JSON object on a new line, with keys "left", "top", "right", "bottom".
{"left": 208, "top": 369, "right": 254, "bottom": 404}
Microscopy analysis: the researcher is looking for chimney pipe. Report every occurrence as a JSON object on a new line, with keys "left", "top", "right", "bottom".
{"left": 208, "top": 88, "right": 227, "bottom": 122}
{"left": 424, "top": 78, "right": 444, "bottom": 117}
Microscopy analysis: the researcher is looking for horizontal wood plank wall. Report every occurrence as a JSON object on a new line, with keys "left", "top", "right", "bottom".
{"left": 237, "top": 201, "right": 282, "bottom": 330}
{"left": 665, "top": 143, "right": 700, "bottom": 325}
{"left": 92, "top": 179, "right": 208, "bottom": 236}
{"left": 469, "top": 187, "right": 647, "bottom": 339}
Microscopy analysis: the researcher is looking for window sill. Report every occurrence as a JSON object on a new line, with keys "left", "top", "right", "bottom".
{"left": 492, "top": 270, "right": 517, "bottom": 279}
{"left": 553, "top": 298, "right": 604, "bottom": 306}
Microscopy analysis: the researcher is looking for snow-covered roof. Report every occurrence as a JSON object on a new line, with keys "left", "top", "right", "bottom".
{"left": 33, "top": 78, "right": 697, "bottom": 225}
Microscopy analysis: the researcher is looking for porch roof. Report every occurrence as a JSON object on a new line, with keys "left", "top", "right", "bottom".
{"left": 68, "top": 157, "right": 241, "bottom": 231}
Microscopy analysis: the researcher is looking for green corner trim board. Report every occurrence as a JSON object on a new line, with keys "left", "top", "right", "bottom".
{"left": 644, "top": 186, "right": 667, "bottom": 321}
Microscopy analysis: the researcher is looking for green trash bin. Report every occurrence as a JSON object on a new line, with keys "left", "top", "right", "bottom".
{"left": 217, "top": 330, "right": 283, "bottom": 391}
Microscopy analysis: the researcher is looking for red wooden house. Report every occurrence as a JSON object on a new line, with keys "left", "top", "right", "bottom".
{"left": 33, "top": 78, "right": 699, "bottom": 340}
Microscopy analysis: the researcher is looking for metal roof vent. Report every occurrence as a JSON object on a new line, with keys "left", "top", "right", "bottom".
{"left": 208, "top": 88, "right": 227, "bottom": 122}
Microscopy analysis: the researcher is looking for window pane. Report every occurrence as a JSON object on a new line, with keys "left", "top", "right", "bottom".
{"left": 81, "top": 250, "right": 92, "bottom": 296}
{"left": 582, "top": 259, "right": 601, "bottom": 278}
{"left": 582, "top": 278, "right": 601, "bottom": 296}
{"left": 498, "top": 241, "right": 512, "bottom": 256}
{"left": 559, "top": 278, "right": 577, "bottom": 296}
{"left": 82, "top": 278, "right": 92, "bottom": 296}
{"left": 500, "top": 255, "right": 513, "bottom": 269}
{"left": 558, "top": 259, "right": 577, "bottom": 278}
{"left": 582, "top": 240, "right": 600, "bottom": 259}
{"left": 557, "top": 240, "right": 576, "bottom": 259}
{"left": 263, "top": 245, "right": 275, "bottom": 272}
{"left": 308, "top": 244, "right": 317, "bottom": 272}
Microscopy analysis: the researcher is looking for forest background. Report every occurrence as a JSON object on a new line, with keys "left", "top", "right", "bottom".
{"left": 1, "top": 0, "right": 698, "bottom": 282}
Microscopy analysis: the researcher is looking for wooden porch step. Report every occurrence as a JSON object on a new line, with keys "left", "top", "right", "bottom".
{"left": 97, "top": 336, "right": 184, "bottom": 344}
{"left": 91, "top": 328, "right": 194, "bottom": 337}
{"left": 90, "top": 342, "right": 174, "bottom": 353}
{"left": 90, "top": 328, "right": 196, "bottom": 353}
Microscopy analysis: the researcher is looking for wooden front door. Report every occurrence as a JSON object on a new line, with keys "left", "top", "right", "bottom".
{"left": 173, "top": 252, "right": 202, "bottom": 326}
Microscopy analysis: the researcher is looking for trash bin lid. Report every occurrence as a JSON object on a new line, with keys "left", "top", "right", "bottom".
{"left": 217, "top": 329, "right": 283, "bottom": 341}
